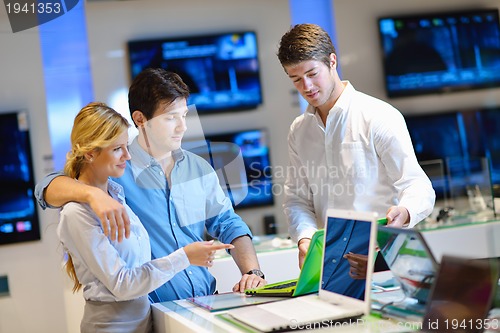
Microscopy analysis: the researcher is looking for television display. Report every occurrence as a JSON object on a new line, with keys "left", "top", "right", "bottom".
{"left": 378, "top": 8, "right": 500, "bottom": 98}
{"left": 128, "top": 31, "right": 263, "bottom": 114}
{"left": 183, "top": 129, "right": 274, "bottom": 209}
{"left": 477, "top": 107, "right": 500, "bottom": 184}
{"left": 0, "top": 111, "right": 40, "bottom": 245}
{"left": 405, "top": 110, "right": 490, "bottom": 201}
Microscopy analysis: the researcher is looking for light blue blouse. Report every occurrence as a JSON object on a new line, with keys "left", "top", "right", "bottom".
{"left": 57, "top": 179, "right": 190, "bottom": 302}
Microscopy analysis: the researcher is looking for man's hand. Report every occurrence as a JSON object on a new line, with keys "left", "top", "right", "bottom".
{"left": 87, "top": 187, "right": 130, "bottom": 242}
{"left": 386, "top": 206, "right": 410, "bottom": 228}
{"left": 343, "top": 252, "right": 368, "bottom": 280}
{"left": 227, "top": 235, "right": 267, "bottom": 292}
{"left": 232, "top": 273, "right": 266, "bottom": 292}
{"left": 297, "top": 238, "right": 311, "bottom": 269}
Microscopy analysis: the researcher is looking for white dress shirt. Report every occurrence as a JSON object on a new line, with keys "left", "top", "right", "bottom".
{"left": 284, "top": 81, "right": 435, "bottom": 242}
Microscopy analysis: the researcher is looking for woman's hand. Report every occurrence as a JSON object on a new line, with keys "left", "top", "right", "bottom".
{"left": 184, "top": 240, "right": 234, "bottom": 267}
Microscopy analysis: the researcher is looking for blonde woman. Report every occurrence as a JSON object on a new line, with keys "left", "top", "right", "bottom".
{"left": 58, "top": 102, "right": 233, "bottom": 332}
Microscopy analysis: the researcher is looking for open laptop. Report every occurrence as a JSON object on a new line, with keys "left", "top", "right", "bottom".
{"left": 386, "top": 255, "right": 499, "bottom": 333}
{"left": 224, "top": 209, "right": 379, "bottom": 332}
{"left": 420, "top": 255, "right": 499, "bottom": 333}
{"left": 244, "top": 229, "right": 324, "bottom": 297}
{"left": 372, "top": 225, "right": 440, "bottom": 319}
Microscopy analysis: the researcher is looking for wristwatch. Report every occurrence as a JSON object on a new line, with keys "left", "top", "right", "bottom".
{"left": 246, "top": 269, "right": 265, "bottom": 280}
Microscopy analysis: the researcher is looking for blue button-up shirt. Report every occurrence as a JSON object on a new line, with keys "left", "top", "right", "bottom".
{"left": 321, "top": 217, "right": 370, "bottom": 300}
{"left": 35, "top": 137, "right": 252, "bottom": 302}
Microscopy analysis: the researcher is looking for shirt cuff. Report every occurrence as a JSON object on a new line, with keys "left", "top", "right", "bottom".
{"left": 296, "top": 229, "right": 317, "bottom": 244}
{"left": 168, "top": 248, "right": 191, "bottom": 273}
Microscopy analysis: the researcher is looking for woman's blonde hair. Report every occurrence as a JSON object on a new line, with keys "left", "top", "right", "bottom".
{"left": 63, "top": 102, "right": 130, "bottom": 292}
{"left": 64, "top": 102, "right": 130, "bottom": 179}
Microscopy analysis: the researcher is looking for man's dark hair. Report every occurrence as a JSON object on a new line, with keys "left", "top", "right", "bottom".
{"left": 277, "top": 23, "right": 336, "bottom": 69}
{"left": 128, "top": 68, "right": 190, "bottom": 123}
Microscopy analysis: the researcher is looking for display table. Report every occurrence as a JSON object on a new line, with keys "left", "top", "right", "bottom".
{"left": 151, "top": 271, "right": 416, "bottom": 333}
{"left": 152, "top": 221, "right": 500, "bottom": 332}
{"left": 151, "top": 274, "right": 500, "bottom": 333}
{"left": 420, "top": 219, "right": 500, "bottom": 261}
{"left": 151, "top": 299, "right": 412, "bottom": 333}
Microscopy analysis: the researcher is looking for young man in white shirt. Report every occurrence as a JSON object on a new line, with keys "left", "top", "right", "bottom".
{"left": 277, "top": 23, "right": 435, "bottom": 269}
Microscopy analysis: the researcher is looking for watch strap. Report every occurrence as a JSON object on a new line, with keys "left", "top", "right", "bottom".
{"left": 246, "top": 269, "right": 265, "bottom": 280}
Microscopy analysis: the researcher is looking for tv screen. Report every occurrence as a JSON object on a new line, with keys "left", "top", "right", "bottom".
{"left": 0, "top": 111, "right": 40, "bottom": 245}
{"left": 378, "top": 8, "right": 500, "bottom": 98}
{"left": 406, "top": 112, "right": 465, "bottom": 161}
{"left": 405, "top": 111, "right": 487, "bottom": 199}
{"left": 183, "top": 129, "right": 274, "bottom": 209}
{"left": 478, "top": 107, "right": 500, "bottom": 184}
{"left": 128, "top": 31, "right": 263, "bottom": 114}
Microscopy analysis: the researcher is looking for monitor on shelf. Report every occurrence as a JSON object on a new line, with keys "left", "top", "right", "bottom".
{"left": 405, "top": 112, "right": 465, "bottom": 162}
{"left": 0, "top": 111, "right": 40, "bottom": 245}
{"left": 405, "top": 110, "right": 487, "bottom": 200}
{"left": 128, "top": 31, "right": 263, "bottom": 114}
{"left": 378, "top": 8, "right": 500, "bottom": 98}
{"left": 182, "top": 129, "right": 273, "bottom": 209}
{"left": 478, "top": 106, "right": 500, "bottom": 184}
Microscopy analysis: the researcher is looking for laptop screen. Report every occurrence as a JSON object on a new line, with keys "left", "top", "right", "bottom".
{"left": 320, "top": 209, "right": 378, "bottom": 313}
{"left": 377, "top": 226, "right": 439, "bottom": 304}
{"left": 422, "top": 255, "right": 499, "bottom": 332}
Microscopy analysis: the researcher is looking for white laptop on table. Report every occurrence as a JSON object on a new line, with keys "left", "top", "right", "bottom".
{"left": 224, "top": 209, "right": 379, "bottom": 332}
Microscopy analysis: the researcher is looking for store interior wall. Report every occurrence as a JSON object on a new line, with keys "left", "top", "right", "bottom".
{"left": 0, "top": 4, "right": 68, "bottom": 333}
{"left": 1, "top": 0, "right": 500, "bottom": 332}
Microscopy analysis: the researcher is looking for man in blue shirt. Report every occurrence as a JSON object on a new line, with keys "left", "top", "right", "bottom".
{"left": 35, "top": 68, "right": 266, "bottom": 302}
{"left": 322, "top": 218, "right": 371, "bottom": 300}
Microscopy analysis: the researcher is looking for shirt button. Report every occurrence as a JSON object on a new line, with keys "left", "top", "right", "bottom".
{"left": 188, "top": 271, "right": 192, "bottom": 275}
{"left": 343, "top": 237, "right": 347, "bottom": 242}
{"left": 173, "top": 223, "right": 176, "bottom": 227}
{"left": 332, "top": 259, "right": 337, "bottom": 263}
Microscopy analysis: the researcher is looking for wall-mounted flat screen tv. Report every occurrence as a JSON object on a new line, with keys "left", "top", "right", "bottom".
{"left": 128, "top": 31, "right": 263, "bottom": 114}
{"left": 0, "top": 111, "right": 40, "bottom": 245}
{"left": 378, "top": 8, "right": 500, "bottom": 98}
{"left": 183, "top": 129, "right": 273, "bottom": 209}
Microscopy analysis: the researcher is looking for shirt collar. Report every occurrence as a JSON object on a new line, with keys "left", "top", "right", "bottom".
{"left": 333, "top": 80, "right": 354, "bottom": 114}
{"left": 128, "top": 136, "right": 153, "bottom": 169}
{"left": 127, "top": 136, "right": 187, "bottom": 184}
{"left": 128, "top": 136, "right": 185, "bottom": 169}
{"left": 107, "top": 179, "right": 125, "bottom": 204}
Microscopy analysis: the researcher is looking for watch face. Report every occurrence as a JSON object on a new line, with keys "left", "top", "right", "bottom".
{"left": 249, "top": 269, "right": 264, "bottom": 279}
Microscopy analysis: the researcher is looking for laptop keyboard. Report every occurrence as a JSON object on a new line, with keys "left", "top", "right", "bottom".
{"left": 266, "top": 281, "right": 297, "bottom": 290}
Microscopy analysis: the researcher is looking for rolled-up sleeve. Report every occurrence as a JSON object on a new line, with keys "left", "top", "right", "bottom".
{"left": 34, "top": 171, "right": 65, "bottom": 209}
